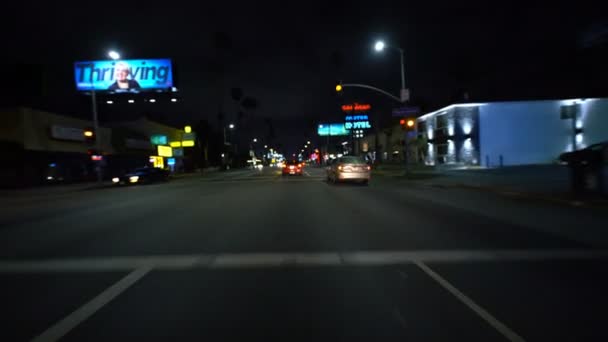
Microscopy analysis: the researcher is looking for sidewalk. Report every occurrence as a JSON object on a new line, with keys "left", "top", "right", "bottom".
{"left": 375, "top": 164, "right": 608, "bottom": 208}
{"left": 0, "top": 167, "right": 222, "bottom": 199}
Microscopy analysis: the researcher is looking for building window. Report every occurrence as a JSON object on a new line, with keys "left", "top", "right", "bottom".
{"left": 435, "top": 114, "right": 448, "bottom": 130}
{"left": 417, "top": 121, "right": 427, "bottom": 138}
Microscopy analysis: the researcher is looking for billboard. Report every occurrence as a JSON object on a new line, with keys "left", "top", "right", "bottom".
{"left": 318, "top": 123, "right": 349, "bottom": 136}
{"left": 74, "top": 59, "right": 173, "bottom": 92}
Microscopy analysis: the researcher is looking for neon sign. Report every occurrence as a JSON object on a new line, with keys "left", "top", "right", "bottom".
{"left": 342, "top": 103, "right": 371, "bottom": 112}
{"left": 345, "top": 115, "right": 369, "bottom": 121}
{"left": 344, "top": 114, "right": 371, "bottom": 130}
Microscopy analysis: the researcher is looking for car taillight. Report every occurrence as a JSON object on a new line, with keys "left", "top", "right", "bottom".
{"left": 289, "top": 165, "right": 295, "bottom": 169}
{"left": 298, "top": 164, "right": 302, "bottom": 168}
{"left": 338, "top": 165, "right": 343, "bottom": 171}
{"left": 366, "top": 165, "right": 371, "bottom": 170}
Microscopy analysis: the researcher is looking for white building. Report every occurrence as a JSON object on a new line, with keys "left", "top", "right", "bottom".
{"left": 416, "top": 98, "right": 608, "bottom": 167}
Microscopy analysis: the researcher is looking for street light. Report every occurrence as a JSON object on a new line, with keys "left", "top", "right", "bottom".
{"left": 108, "top": 50, "right": 120, "bottom": 60}
{"left": 264, "top": 145, "right": 268, "bottom": 149}
{"left": 374, "top": 39, "right": 407, "bottom": 102}
{"left": 307, "top": 141, "right": 311, "bottom": 145}
{"left": 229, "top": 123, "right": 235, "bottom": 129}
{"left": 253, "top": 138, "right": 258, "bottom": 143}
{"left": 374, "top": 41, "right": 385, "bottom": 52}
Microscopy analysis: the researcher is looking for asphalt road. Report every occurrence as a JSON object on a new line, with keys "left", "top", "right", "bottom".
{"left": 1, "top": 166, "right": 607, "bottom": 341}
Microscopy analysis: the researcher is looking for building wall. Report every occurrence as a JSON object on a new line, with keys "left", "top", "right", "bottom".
{"left": 416, "top": 104, "right": 480, "bottom": 166}
{"left": 581, "top": 99, "right": 608, "bottom": 148}
{"left": 0, "top": 108, "right": 24, "bottom": 145}
{"left": 8, "top": 107, "right": 114, "bottom": 154}
{"left": 479, "top": 99, "right": 608, "bottom": 167}
{"left": 111, "top": 118, "right": 184, "bottom": 144}
{"left": 417, "top": 98, "right": 608, "bottom": 168}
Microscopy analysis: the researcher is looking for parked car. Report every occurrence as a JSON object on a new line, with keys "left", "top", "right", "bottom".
{"left": 326, "top": 156, "right": 371, "bottom": 185}
{"left": 112, "top": 167, "right": 170, "bottom": 185}
{"left": 559, "top": 141, "right": 608, "bottom": 195}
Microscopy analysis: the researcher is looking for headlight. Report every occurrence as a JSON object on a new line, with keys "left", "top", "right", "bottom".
{"left": 112, "top": 177, "right": 120, "bottom": 183}
{"left": 129, "top": 176, "right": 139, "bottom": 183}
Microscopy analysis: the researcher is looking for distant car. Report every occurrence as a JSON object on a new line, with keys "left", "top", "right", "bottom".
{"left": 282, "top": 160, "right": 303, "bottom": 176}
{"left": 326, "top": 156, "right": 371, "bottom": 185}
{"left": 112, "top": 167, "right": 170, "bottom": 185}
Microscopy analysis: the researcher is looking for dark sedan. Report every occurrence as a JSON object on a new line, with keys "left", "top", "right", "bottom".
{"left": 112, "top": 167, "right": 170, "bottom": 185}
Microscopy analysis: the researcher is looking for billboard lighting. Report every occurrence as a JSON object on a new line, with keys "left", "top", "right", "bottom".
{"left": 108, "top": 50, "right": 120, "bottom": 60}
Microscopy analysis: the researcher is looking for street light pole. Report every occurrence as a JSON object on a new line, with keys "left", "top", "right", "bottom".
{"left": 374, "top": 40, "right": 408, "bottom": 102}
{"left": 90, "top": 50, "right": 120, "bottom": 183}
{"left": 90, "top": 88, "right": 101, "bottom": 183}
{"left": 398, "top": 47, "right": 406, "bottom": 92}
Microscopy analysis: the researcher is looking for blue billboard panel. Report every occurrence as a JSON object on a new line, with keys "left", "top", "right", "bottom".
{"left": 74, "top": 59, "right": 173, "bottom": 92}
{"left": 318, "top": 123, "right": 349, "bottom": 136}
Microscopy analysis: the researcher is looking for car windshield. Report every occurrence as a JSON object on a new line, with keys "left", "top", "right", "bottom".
{"left": 4, "top": 3, "right": 608, "bottom": 341}
{"left": 340, "top": 156, "right": 366, "bottom": 164}
{"left": 133, "top": 168, "right": 153, "bottom": 173}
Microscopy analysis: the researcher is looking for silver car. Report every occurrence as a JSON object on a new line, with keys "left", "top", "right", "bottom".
{"left": 326, "top": 156, "right": 371, "bottom": 185}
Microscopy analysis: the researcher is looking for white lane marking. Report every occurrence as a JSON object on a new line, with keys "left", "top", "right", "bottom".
{"left": 304, "top": 171, "right": 311, "bottom": 176}
{"left": 31, "top": 266, "right": 152, "bottom": 342}
{"left": 1, "top": 249, "right": 606, "bottom": 272}
{"left": 414, "top": 261, "right": 526, "bottom": 342}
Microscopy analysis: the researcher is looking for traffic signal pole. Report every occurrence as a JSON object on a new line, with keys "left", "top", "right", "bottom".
{"left": 90, "top": 89, "right": 102, "bottom": 184}
{"left": 400, "top": 118, "right": 416, "bottom": 175}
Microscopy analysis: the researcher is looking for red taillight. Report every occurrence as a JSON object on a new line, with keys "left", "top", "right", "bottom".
{"left": 289, "top": 165, "right": 295, "bottom": 169}
{"left": 366, "top": 165, "right": 371, "bottom": 171}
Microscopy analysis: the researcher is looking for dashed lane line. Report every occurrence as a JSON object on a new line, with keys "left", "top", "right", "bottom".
{"left": 30, "top": 266, "right": 152, "bottom": 342}
{"left": 415, "top": 261, "right": 526, "bottom": 342}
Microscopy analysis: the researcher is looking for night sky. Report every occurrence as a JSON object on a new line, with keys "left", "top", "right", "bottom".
{"left": 2, "top": 1, "right": 607, "bottom": 151}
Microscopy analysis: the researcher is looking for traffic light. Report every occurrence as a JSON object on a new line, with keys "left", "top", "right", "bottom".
{"left": 335, "top": 84, "right": 343, "bottom": 92}
{"left": 399, "top": 118, "right": 416, "bottom": 131}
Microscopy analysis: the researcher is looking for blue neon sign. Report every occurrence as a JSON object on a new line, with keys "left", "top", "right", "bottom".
{"left": 74, "top": 59, "right": 173, "bottom": 92}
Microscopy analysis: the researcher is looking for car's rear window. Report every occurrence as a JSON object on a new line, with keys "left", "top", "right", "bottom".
{"left": 340, "top": 157, "right": 366, "bottom": 164}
